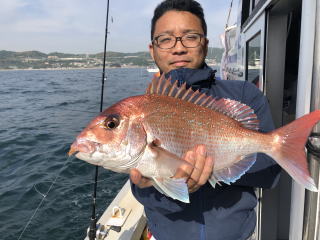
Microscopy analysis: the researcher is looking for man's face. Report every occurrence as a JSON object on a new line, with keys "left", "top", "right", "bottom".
{"left": 149, "top": 10, "right": 208, "bottom": 74}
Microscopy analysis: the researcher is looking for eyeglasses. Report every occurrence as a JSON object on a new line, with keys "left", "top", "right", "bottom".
{"left": 152, "top": 33, "right": 204, "bottom": 49}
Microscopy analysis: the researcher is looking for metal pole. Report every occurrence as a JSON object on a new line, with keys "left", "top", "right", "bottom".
{"left": 302, "top": 0, "right": 320, "bottom": 239}
{"left": 226, "top": 0, "right": 234, "bottom": 28}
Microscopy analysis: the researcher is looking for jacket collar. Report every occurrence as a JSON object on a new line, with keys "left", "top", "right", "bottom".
{"left": 165, "top": 63, "right": 216, "bottom": 90}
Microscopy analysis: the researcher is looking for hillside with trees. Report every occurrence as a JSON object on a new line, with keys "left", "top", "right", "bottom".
{"left": 0, "top": 48, "right": 223, "bottom": 70}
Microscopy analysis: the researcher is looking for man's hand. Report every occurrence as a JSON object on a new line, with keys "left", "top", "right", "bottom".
{"left": 129, "top": 145, "right": 214, "bottom": 193}
{"left": 175, "top": 145, "right": 214, "bottom": 192}
{"left": 130, "top": 168, "right": 153, "bottom": 188}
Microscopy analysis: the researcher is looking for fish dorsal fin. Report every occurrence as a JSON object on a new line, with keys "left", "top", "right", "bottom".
{"left": 146, "top": 75, "right": 259, "bottom": 130}
{"left": 209, "top": 98, "right": 260, "bottom": 130}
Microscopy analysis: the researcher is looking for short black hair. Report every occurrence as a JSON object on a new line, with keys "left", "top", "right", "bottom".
{"left": 151, "top": 0, "right": 207, "bottom": 40}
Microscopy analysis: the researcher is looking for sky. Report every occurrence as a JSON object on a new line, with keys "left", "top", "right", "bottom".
{"left": 0, "top": 0, "right": 238, "bottom": 54}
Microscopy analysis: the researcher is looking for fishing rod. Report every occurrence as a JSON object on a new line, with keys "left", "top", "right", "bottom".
{"left": 88, "top": 0, "right": 110, "bottom": 239}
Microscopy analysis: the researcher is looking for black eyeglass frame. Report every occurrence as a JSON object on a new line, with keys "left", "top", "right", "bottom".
{"left": 152, "top": 33, "right": 205, "bottom": 49}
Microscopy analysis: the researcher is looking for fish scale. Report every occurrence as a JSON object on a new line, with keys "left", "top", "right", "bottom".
{"left": 136, "top": 96, "right": 264, "bottom": 175}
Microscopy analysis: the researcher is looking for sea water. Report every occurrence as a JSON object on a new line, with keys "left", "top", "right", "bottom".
{"left": 0, "top": 68, "right": 152, "bottom": 240}
{"left": 0, "top": 66, "right": 219, "bottom": 239}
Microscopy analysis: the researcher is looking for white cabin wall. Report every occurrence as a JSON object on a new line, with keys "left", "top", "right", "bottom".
{"left": 263, "top": 11, "right": 289, "bottom": 240}
{"left": 290, "top": 0, "right": 317, "bottom": 239}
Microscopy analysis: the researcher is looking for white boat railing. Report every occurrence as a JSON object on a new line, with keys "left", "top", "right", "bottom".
{"left": 84, "top": 180, "right": 146, "bottom": 240}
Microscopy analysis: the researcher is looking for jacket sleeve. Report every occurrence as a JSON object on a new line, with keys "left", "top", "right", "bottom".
{"left": 233, "top": 81, "right": 281, "bottom": 188}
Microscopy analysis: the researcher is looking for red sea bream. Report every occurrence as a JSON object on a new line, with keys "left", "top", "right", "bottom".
{"left": 69, "top": 75, "right": 320, "bottom": 203}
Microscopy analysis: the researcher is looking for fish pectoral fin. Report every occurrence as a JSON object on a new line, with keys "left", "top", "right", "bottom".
{"left": 148, "top": 142, "right": 194, "bottom": 177}
{"left": 208, "top": 175, "right": 222, "bottom": 188}
{"left": 152, "top": 177, "right": 190, "bottom": 203}
{"left": 214, "top": 153, "right": 257, "bottom": 185}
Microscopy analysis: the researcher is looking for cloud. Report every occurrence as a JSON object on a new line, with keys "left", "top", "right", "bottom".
{"left": 0, "top": 0, "right": 27, "bottom": 15}
{"left": 0, "top": 0, "right": 237, "bottom": 53}
{"left": 0, "top": 0, "right": 105, "bottom": 33}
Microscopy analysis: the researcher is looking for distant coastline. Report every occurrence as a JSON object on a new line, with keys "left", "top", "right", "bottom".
{"left": 0, "top": 49, "right": 223, "bottom": 71}
{"left": 0, "top": 65, "right": 146, "bottom": 72}
{"left": 0, "top": 64, "right": 220, "bottom": 72}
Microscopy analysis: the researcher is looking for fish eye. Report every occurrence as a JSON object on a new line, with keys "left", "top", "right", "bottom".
{"left": 104, "top": 115, "right": 120, "bottom": 130}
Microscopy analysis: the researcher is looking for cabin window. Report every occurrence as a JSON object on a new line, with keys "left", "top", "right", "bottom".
{"left": 242, "top": 0, "right": 265, "bottom": 26}
{"left": 241, "top": 1, "right": 251, "bottom": 25}
{"left": 246, "top": 33, "right": 261, "bottom": 87}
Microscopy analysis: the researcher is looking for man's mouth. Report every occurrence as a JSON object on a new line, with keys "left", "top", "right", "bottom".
{"left": 170, "top": 60, "right": 190, "bottom": 67}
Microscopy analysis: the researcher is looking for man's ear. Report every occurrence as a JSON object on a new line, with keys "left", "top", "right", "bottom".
{"left": 149, "top": 43, "right": 155, "bottom": 61}
{"left": 204, "top": 38, "right": 209, "bottom": 57}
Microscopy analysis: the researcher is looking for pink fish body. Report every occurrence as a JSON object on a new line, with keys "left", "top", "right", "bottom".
{"left": 69, "top": 76, "right": 319, "bottom": 202}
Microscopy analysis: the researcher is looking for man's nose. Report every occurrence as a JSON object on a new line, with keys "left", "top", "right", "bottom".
{"left": 172, "top": 39, "right": 187, "bottom": 53}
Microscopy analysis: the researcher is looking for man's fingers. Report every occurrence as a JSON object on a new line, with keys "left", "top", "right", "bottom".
{"left": 190, "top": 145, "right": 206, "bottom": 181}
{"left": 130, "top": 168, "right": 153, "bottom": 188}
{"left": 174, "top": 151, "right": 195, "bottom": 179}
{"left": 130, "top": 168, "right": 142, "bottom": 185}
{"left": 187, "top": 145, "right": 206, "bottom": 190}
{"left": 171, "top": 145, "right": 214, "bottom": 193}
{"left": 198, "top": 156, "right": 214, "bottom": 185}
{"left": 139, "top": 178, "right": 153, "bottom": 188}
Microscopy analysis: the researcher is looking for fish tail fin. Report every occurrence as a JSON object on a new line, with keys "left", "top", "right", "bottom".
{"left": 268, "top": 110, "right": 320, "bottom": 192}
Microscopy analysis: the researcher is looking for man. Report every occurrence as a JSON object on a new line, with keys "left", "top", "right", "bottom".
{"left": 130, "top": 1, "right": 280, "bottom": 239}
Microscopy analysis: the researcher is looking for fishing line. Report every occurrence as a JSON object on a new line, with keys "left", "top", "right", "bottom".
{"left": 17, "top": 155, "right": 73, "bottom": 240}
{"left": 17, "top": 0, "right": 111, "bottom": 237}
{"left": 32, "top": 175, "right": 120, "bottom": 197}
{"left": 58, "top": 107, "right": 98, "bottom": 114}
{"left": 33, "top": 185, "right": 47, "bottom": 198}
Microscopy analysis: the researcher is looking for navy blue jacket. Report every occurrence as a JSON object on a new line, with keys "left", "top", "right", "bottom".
{"left": 131, "top": 66, "right": 281, "bottom": 240}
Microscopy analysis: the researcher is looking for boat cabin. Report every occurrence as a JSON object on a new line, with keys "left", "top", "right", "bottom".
{"left": 221, "top": 0, "right": 320, "bottom": 239}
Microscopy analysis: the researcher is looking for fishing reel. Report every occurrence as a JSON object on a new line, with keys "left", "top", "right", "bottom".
{"left": 87, "top": 223, "right": 107, "bottom": 240}
{"left": 87, "top": 223, "right": 122, "bottom": 240}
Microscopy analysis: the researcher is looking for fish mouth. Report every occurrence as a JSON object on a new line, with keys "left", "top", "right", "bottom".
{"left": 68, "top": 139, "right": 100, "bottom": 157}
{"left": 68, "top": 146, "right": 78, "bottom": 156}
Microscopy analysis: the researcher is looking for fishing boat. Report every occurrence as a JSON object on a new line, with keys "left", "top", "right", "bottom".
{"left": 146, "top": 66, "right": 159, "bottom": 73}
{"left": 85, "top": 0, "right": 320, "bottom": 239}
